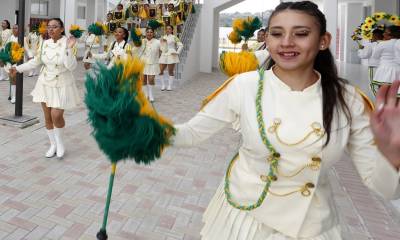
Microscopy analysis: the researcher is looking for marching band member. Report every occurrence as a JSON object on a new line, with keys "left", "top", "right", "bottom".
{"left": 142, "top": 27, "right": 160, "bottom": 102}
{"left": 0, "top": 20, "right": 12, "bottom": 81}
{"left": 90, "top": 27, "right": 132, "bottom": 68}
{"left": 10, "top": 18, "right": 80, "bottom": 159}
{"left": 159, "top": 24, "right": 183, "bottom": 90}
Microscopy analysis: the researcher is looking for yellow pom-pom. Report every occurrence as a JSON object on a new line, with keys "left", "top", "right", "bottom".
{"left": 232, "top": 18, "right": 245, "bottom": 32}
{"left": 220, "top": 51, "right": 259, "bottom": 77}
{"left": 39, "top": 21, "right": 47, "bottom": 34}
{"left": 70, "top": 24, "right": 81, "bottom": 31}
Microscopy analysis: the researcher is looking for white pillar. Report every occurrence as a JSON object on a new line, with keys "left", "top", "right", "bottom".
{"left": 199, "top": 3, "right": 214, "bottom": 72}
{"left": 60, "top": 0, "right": 77, "bottom": 28}
{"left": 323, "top": 0, "right": 338, "bottom": 59}
{"left": 373, "top": 0, "right": 398, "bottom": 14}
{"left": 338, "top": 3, "right": 346, "bottom": 62}
{"left": 343, "top": 2, "right": 363, "bottom": 64}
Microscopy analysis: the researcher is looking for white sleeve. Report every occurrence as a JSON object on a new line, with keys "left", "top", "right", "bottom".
{"left": 173, "top": 77, "right": 241, "bottom": 147}
{"left": 63, "top": 47, "right": 78, "bottom": 71}
{"left": 254, "top": 49, "right": 269, "bottom": 66}
{"left": 371, "top": 42, "right": 384, "bottom": 60}
{"left": 357, "top": 43, "right": 372, "bottom": 59}
{"left": 347, "top": 91, "right": 400, "bottom": 200}
{"left": 176, "top": 38, "right": 183, "bottom": 55}
{"left": 15, "top": 54, "right": 42, "bottom": 72}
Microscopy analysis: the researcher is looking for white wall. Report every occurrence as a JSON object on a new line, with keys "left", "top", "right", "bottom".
{"left": 200, "top": 0, "right": 245, "bottom": 73}
{"left": 181, "top": 16, "right": 201, "bottom": 82}
{"left": 373, "top": 0, "right": 398, "bottom": 14}
{"left": 343, "top": 2, "right": 363, "bottom": 63}
{"left": 0, "top": 1, "right": 18, "bottom": 25}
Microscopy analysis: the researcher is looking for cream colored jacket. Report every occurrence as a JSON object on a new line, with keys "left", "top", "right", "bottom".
{"left": 16, "top": 36, "right": 77, "bottom": 88}
{"left": 173, "top": 69, "right": 400, "bottom": 238}
{"left": 142, "top": 38, "right": 160, "bottom": 65}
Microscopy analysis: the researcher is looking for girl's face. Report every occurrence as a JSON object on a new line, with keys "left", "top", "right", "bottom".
{"left": 383, "top": 29, "right": 391, "bottom": 40}
{"left": 267, "top": 10, "right": 330, "bottom": 72}
{"left": 1, "top": 21, "right": 7, "bottom": 30}
{"left": 114, "top": 28, "right": 125, "bottom": 41}
{"left": 166, "top": 26, "right": 173, "bottom": 35}
{"left": 146, "top": 29, "right": 154, "bottom": 39}
{"left": 47, "top": 20, "right": 64, "bottom": 40}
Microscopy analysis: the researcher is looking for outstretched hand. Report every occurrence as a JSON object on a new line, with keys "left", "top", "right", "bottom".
{"left": 67, "top": 36, "right": 76, "bottom": 49}
{"left": 370, "top": 80, "right": 400, "bottom": 170}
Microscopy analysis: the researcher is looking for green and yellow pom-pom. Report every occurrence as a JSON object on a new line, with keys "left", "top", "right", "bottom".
{"left": 0, "top": 42, "right": 24, "bottom": 65}
{"left": 69, "top": 24, "right": 84, "bottom": 39}
{"left": 148, "top": 19, "right": 163, "bottom": 30}
{"left": 130, "top": 27, "right": 143, "bottom": 47}
{"left": 219, "top": 51, "right": 259, "bottom": 77}
{"left": 228, "top": 31, "right": 241, "bottom": 44}
{"left": 88, "top": 22, "right": 105, "bottom": 36}
{"left": 85, "top": 56, "right": 175, "bottom": 164}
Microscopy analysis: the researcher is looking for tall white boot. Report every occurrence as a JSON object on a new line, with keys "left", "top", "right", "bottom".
{"left": 45, "top": 129, "right": 57, "bottom": 158}
{"left": 10, "top": 85, "right": 16, "bottom": 104}
{"left": 148, "top": 85, "right": 154, "bottom": 102}
{"left": 143, "top": 84, "right": 148, "bottom": 98}
{"left": 54, "top": 127, "right": 65, "bottom": 158}
{"left": 160, "top": 73, "right": 166, "bottom": 91}
{"left": 167, "top": 76, "right": 174, "bottom": 91}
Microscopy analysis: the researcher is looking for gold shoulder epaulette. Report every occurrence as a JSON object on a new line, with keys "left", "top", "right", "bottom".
{"left": 201, "top": 74, "right": 237, "bottom": 110}
{"left": 355, "top": 87, "right": 375, "bottom": 113}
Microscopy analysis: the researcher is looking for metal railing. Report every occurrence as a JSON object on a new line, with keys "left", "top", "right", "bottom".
{"left": 175, "top": 4, "right": 202, "bottom": 81}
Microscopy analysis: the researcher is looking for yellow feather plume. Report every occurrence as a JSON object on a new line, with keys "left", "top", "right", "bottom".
{"left": 10, "top": 42, "right": 24, "bottom": 63}
{"left": 228, "top": 31, "right": 241, "bottom": 44}
{"left": 38, "top": 21, "right": 47, "bottom": 34}
{"left": 232, "top": 18, "right": 245, "bottom": 32}
{"left": 70, "top": 24, "right": 81, "bottom": 31}
{"left": 220, "top": 51, "right": 259, "bottom": 77}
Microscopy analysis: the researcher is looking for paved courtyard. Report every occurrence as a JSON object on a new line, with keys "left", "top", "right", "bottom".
{"left": 0, "top": 63, "right": 399, "bottom": 239}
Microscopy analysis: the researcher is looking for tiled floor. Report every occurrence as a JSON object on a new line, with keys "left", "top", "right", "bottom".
{"left": 0, "top": 62, "right": 399, "bottom": 239}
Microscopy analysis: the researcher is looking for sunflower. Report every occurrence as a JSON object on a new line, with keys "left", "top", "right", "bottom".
{"left": 364, "top": 17, "right": 375, "bottom": 25}
{"left": 373, "top": 12, "right": 385, "bottom": 21}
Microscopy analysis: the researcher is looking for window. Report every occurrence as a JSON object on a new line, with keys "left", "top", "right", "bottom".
{"left": 77, "top": 6, "right": 86, "bottom": 19}
{"left": 31, "top": 0, "right": 48, "bottom": 16}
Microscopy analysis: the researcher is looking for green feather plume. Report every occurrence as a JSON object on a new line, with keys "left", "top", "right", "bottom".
{"left": 237, "top": 17, "right": 262, "bottom": 41}
{"left": 148, "top": 19, "right": 163, "bottom": 30}
{"left": 85, "top": 57, "right": 175, "bottom": 164}
{"left": 130, "top": 28, "right": 142, "bottom": 47}
{"left": 0, "top": 42, "right": 12, "bottom": 65}
{"left": 88, "top": 22, "right": 105, "bottom": 36}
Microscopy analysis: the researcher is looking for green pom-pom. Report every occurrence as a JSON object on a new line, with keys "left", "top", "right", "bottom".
{"left": 0, "top": 42, "right": 13, "bottom": 65}
{"left": 85, "top": 62, "right": 175, "bottom": 164}
{"left": 88, "top": 23, "right": 104, "bottom": 36}
{"left": 70, "top": 29, "right": 83, "bottom": 39}
{"left": 238, "top": 17, "right": 262, "bottom": 41}
{"left": 148, "top": 20, "right": 163, "bottom": 30}
{"left": 130, "top": 28, "right": 142, "bottom": 47}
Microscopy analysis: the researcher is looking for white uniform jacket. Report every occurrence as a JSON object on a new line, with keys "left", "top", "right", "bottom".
{"left": 92, "top": 40, "right": 132, "bottom": 68}
{"left": 172, "top": 69, "right": 400, "bottom": 238}
{"left": 142, "top": 38, "right": 160, "bottom": 65}
{"left": 15, "top": 36, "right": 78, "bottom": 88}
{"left": 358, "top": 41, "right": 380, "bottom": 67}
{"left": 0, "top": 29, "right": 12, "bottom": 48}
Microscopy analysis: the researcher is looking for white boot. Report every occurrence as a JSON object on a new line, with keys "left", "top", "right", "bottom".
{"left": 148, "top": 85, "right": 154, "bottom": 102}
{"left": 143, "top": 84, "right": 148, "bottom": 98}
{"left": 10, "top": 85, "right": 16, "bottom": 104}
{"left": 45, "top": 129, "right": 57, "bottom": 158}
{"left": 167, "top": 76, "right": 174, "bottom": 91}
{"left": 160, "top": 73, "right": 166, "bottom": 91}
{"left": 54, "top": 127, "right": 65, "bottom": 158}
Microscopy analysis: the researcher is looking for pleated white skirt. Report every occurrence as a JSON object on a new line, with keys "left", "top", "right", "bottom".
{"left": 201, "top": 182, "right": 342, "bottom": 240}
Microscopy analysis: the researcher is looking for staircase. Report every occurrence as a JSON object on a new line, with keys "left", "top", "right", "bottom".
{"left": 175, "top": 4, "right": 202, "bottom": 82}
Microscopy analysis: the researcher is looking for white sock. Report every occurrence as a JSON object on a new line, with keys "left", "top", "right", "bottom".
{"left": 54, "top": 127, "right": 65, "bottom": 158}
{"left": 143, "top": 84, "right": 148, "bottom": 98}
{"left": 148, "top": 84, "right": 154, "bottom": 101}
{"left": 45, "top": 129, "right": 57, "bottom": 158}
{"left": 11, "top": 85, "right": 16, "bottom": 103}
{"left": 167, "top": 76, "right": 174, "bottom": 90}
{"left": 160, "top": 73, "right": 166, "bottom": 90}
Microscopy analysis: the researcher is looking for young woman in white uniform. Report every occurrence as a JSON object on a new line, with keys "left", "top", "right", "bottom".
{"left": 170, "top": 2, "right": 400, "bottom": 239}
{"left": 0, "top": 20, "right": 12, "bottom": 81}
{"left": 371, "top": 25, "right": 400, "bottom": 94}
{"left": 159, "top": 25, "right": 183, "bottom": 91}
{"left": 10, "top": 18, "right": 80, "bottom": 159}
{"left": 90, "top": 27, "right": 132, "bottom": 68}
{"left": 142, "top": 27, "right": 161, "bottom": 102}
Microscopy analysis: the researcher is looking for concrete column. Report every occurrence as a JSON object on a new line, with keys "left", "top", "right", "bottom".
{"left": 343, "top": 2, "right": 363, "bottom": 64}
{"left": 323, "top": 0, "right": 338, "bottom": 59}
{"left": 60, "top": 0, "right": 77, "bottom": 28}
{"left": 338, "top": 3, "right": 346, "bottom": 62}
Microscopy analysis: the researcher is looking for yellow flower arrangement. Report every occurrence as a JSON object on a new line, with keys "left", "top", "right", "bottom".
{"left": 352, "top": 12, "right": 400, "bottom": 41}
